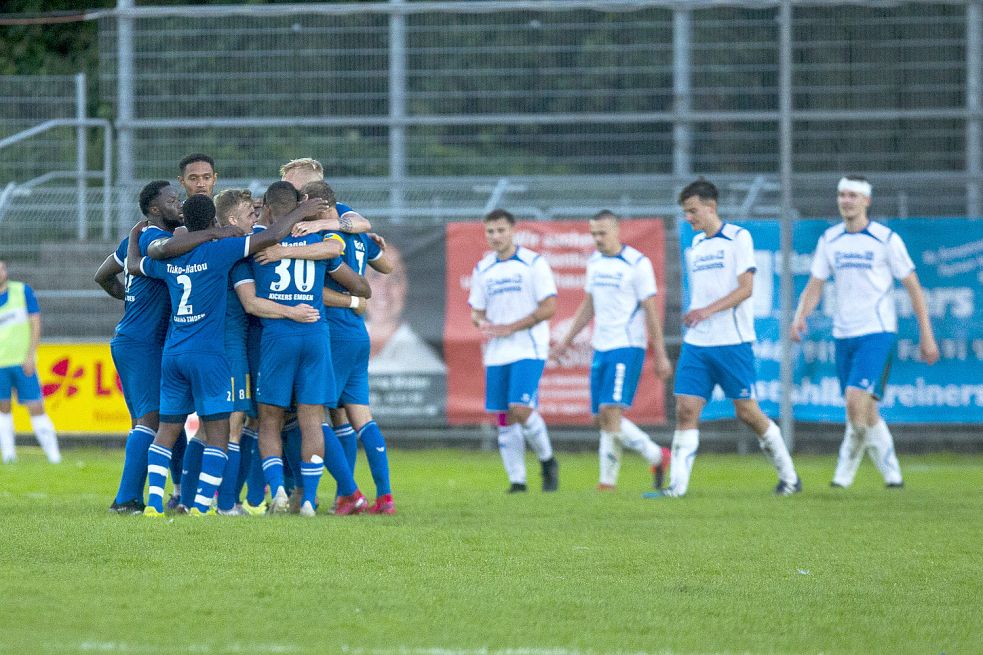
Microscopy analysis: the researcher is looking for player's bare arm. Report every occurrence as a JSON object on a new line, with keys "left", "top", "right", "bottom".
{"left": 93, "top": 254, "right": 126, "bottom": 300}
{"left": 900, "top": 272, "right": 940, "bottom": 364}
{"left": 292, "top": 209, "right": 371, "bottom": 236}
{"left": 247, "top": 198, "right": 330, "bottom": 255}
{"left": 253, "top": 238, "right": 344, "bottom": 265}
{"left": 323, "top": 287, "right": 367, "bottom": 315}
{"left": 368, "top": 250, "right": 394, "bottom": 275}
{"left": 549, "top": 294, "right": 594, "bottom": 361}
{"left": 328, "top": 263, "right": 371, "bottom": 299}
{"left": 233, "top": 281, "right": 320, "bottom": 323}
{"left": 641, "top": 295, "right": 672, "bottom": 379}
{"left": 22, "top": 313, "right": 41, "bottom": 377}
{"left": 483, "top": 295, "right": 557, "bottom": 338}
{"left": 791, "top": 276, "right": 826, "bottom": 341}
{"left": 125, "top": 220, "right": 148, "bottom": 276}
{"left": 685, "top": 270, "right": 754, "bottom": 327}
{"left": 147, "top": 224, "right": 246, "bottom": 260}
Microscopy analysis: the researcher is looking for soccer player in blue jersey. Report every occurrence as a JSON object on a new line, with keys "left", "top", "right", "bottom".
{"left": 96, "top": 181, "right": 239, "bottom": 513}
{"left": 551, "top": 210, "right": 672, "bottom": 492}
{"left": 128, "top": 192, "right": 331, "bottom": 516}
{"left": 243, "top": 181, "right": 368, "bottom": 516}
{"left": 649, "top": 179, "right": 800, "bottom": 498}
{"left": 793, "top": 176, "right": 939, "bottom": 488}
{"left": 0, "top": 261, "right": 60, "bottom": 465}
{"left": 301, "top": 180, "right": 398, "bottom": 514}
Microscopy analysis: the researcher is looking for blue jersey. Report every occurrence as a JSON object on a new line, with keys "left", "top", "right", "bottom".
{"left": 112, "top": 226, "right": 172, "bottom": 344}
{"left": 323, "top": 232, "right": 380, "bottom": 341}
{"left": 226, "top": 260, "right": 250, "bottom": 342}
{"left": 140, "top": 236, "right": 252, "bottom": 355}
{"left": 250, "top": 231, "right": 340, "bottom": 338}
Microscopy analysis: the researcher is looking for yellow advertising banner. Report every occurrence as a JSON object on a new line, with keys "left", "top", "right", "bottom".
{"left": 12, "top": 343, "right": 131, "bottom": 435}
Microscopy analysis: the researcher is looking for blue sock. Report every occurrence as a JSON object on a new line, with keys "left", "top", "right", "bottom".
{"left": 358, "top": 421, "right": 392, "bottom": 497}
{"left": 146, "top": 444, "right": 172, "bottom": 513}
{"left": 300, "top": 457, "right": 324, "bottom": 508}
{"left": 114, "top": 425, "right": 155, "bottom": 505}
{"left": 170, "top": 431, "right": 187, "bottom": 494}
{"left": 194, "top": 446, "right": 228, "bottom": 512}
{"left": 246, "top": 441, "right": 266, "bottom": 505}
{"left": 262, "top": 456, "right": 285, "bottom": 497}
{"left": 322, "top": 423, "right": 357, "bottom": 497}
{"left": 334, "top": 423, "right": 357, "bottom": 497}
{"left": 216, "top": 442, "right": 241, "bottom": 511}
{"left": 180, "top": 437, "right": 205, "bottom": 508}
{"left": 282, "top": 425, "right": 302, "bottom": 495}
{"left": 335, "top": 423, "right": 358, "bottom": 473}
{"left": 236, "top": 428, "right": 258, "bottom": 500}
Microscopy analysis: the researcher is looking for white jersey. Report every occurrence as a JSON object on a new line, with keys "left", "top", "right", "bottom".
{"left": 683, "top": 222, "right": 757, "bottom": 347}
{"left": 585, "top": 245, "right": 657, "bottom": 351}
{"left": 809, "top": 220, "right": 915, "bottom": 338}
{"left": 468, "top": 246, "right": 558, "bottom": 366}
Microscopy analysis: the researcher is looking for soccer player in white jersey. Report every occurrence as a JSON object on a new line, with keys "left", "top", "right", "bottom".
{"left": 651, "top": 179, "right": 800, "bottom": 498}
{"left": 469, "top": 208, "right": 560, "bottom": 493}
{"left": 792, "top": 175, "right": 939, "bottom": 488}
{"left": 550, "top": 210, "right": 672, "bottom": 491}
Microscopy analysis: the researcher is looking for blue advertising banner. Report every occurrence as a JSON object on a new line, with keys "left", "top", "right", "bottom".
{"left": 678, "top": 218, "right": 983, "bottom": 423}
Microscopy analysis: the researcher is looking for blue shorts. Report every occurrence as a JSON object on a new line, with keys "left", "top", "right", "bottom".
{"left": 835, "top": 332, "right": 895, "bottom": 400}
{"left": 111, "top": 336, "right": 162, "bottom": 419}
{"left": 590, "top": 347, "right": 645, "bottom": 414}
{"left": 0, "top": 365, "right": 43, "bottom": 403}
{"left": 674, "top": 342, "right": 756, "bottom": 401}
{"left": 256, "top": 330, "right": 335, "bottom": 409}
{"left": 159, "top": 351, "right": 233, "bottom": 419}
{"left": 485, "top": 359, "right": 545, "bottom": 412}
{"left": 331, "top": 337, "right": 370, "bottom": 406}
{"left": 225, "top": 326, "right": 253, "bottom": 415}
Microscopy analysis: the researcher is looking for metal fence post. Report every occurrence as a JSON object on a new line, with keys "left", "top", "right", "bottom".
{"left": 389, "top": 0, "right": 407, "bottom": 223}
{"left": 117, "top": 0, "right": 136, "bottom": 234}
{"left": 673, "top": 8, "right": 692, "bottom": 183}
{"left": 778, "top": 1, "right": 796, "bottom": 450}
{"left": 75, "top": 73, "right": 88, "bottom": 241}
{"left": 967, "top": 0, "right": 982, "bottom": 218}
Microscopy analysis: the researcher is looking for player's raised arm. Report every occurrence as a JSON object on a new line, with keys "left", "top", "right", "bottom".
{"left": 253, "top": 234, "right": 345, "bottom": 265}
{"left": 125, "top": 220, "right": 148, "bottom": 276}
{"left": 146, "top": 224, "right": 245, "bottom": 260}
{"left": 247, "top": 197, "right": 331, "bottom": 255}
{"left": 93, "top": 253, "right": 125, "bottom": 300}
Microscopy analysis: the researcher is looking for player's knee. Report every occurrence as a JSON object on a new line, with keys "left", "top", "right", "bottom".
{"left": 508, "top": 406, "right": 532, "bottom": 425}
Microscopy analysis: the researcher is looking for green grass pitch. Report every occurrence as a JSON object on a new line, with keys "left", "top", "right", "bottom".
{"left": 0, "top": 446, "right": 980, "bottom": 654}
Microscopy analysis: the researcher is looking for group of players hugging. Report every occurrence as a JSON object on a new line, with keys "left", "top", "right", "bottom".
{"left": 97, "top": 155, "right": 394, "bottom": 517}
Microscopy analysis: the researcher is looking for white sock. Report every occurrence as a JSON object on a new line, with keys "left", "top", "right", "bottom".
{"left": 757, "top": 420, "right": 797, "bottom": 484}
{"left": 832, "top": 422, "right": 867, "bottom": 487}
{"left": 30, "top": 414, "right": 61, "bottom": 464}
{"left": 866, "top": 419, "right": 903, "bottom": 485}
{"left": 497, "top": 423, "right": 526, "bottom": 484}
{"left": 619, "top": 417, "right": 664, "bottom": 465}
{"left": 669, "top": 429, "right": 699, "bottom": 495}
{"left": 598, "top": 430, "right": 623, "bottom": 486}
{"left": 520, "top": 411, "right": 553, "bottom": 462}
{"left": 0, "top": 411, "right": 16, "bottom": 463}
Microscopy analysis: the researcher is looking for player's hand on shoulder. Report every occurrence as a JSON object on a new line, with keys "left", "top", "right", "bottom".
{"left": 129, "top": 219, "right": 149, "bottom": 237}
{"left": 254, "top": 245, "right": 283, "bottom": 265}
{"left": 367, "top": 232, "right": 386, "bottom": 251}
{"left": 214, "top": 224, "right": 246, "bottom": 239}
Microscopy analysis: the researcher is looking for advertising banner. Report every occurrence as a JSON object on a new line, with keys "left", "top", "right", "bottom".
{"left": 679, "top": 218, "right": 983, "bottom": 423}
{"left": 11, "top": 343, "right": 131, "bottom": 434}
{"left": 446, "top": 218, "right": 668, "bottom": 426}
{"left": 365, "top": 224, "right": 447, "bottom": 424}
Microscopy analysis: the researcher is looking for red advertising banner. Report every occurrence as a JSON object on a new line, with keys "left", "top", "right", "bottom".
{"left": 445, "top": 219, "right": 667, "bottom": 426}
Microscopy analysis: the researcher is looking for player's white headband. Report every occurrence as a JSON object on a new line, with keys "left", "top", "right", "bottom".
{"left": 837, "top": 177, "right": 872, "bottom": 197}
